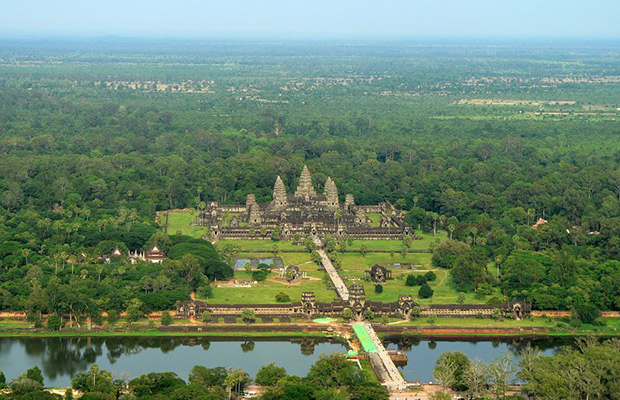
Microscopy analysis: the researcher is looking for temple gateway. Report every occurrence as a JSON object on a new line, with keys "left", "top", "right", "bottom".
{"left": 196, "top": 166, "right": 412, "bottom": 241}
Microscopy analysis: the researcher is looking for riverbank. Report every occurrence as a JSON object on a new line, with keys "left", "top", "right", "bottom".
{"left": 0, "top": 316, "right": 618, "bottom": 338}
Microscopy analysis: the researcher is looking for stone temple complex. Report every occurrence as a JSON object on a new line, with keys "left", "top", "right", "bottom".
{"left": 196, "top": 166, "right": 411, "bottom": 241}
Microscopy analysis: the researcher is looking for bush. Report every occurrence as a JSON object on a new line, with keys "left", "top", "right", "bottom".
{"left": 252, "top": 270, "right": 268, "bottom": 281}
{"left": 405, "top": 274, "right": 417, "bottom": 286}
{"left": 574, "top": 303, "right": 601, "bottom": 324}
{"left": 418, "top": 283, "right": 434, "bottom": 299}
{"left": 374, "top": 284, "right": 383, "bottom": 294}
{"left": 161, "top": 311, "right": 173, "bottom": 326}
{"left": 424, "top": 271, "right": 437, "bottom": 281}
{"left": 275, "top": 292, "right": 291, "bottom": 303}
{"left": 200, "top": 311, "right": 212, "bottom": 323}
{"left": 47, "top": 315, "right": 62, "bottom": 331}
{"left": 107, "top": 310, "right": 119, "bottom": 326}
{"left": 416, "top": 275, "right": 427, "bottom": 285}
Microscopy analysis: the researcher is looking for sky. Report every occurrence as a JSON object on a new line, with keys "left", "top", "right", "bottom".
{"left": 1, "top": 0, "right": 619, "bottom": 40}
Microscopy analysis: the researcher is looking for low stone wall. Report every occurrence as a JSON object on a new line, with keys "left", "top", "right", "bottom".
{"left": 374, "top": 325, "right": 550, "bottom": 336}
{"left": 157, "top": 324, "right": 327, "bottom": 333}
{"left": 233, "top": 249, "right": 432, "bottom": 254}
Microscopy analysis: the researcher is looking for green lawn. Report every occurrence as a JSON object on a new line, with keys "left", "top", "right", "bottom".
{"left": 158, "top": 210, "right": 209, "bottom": 238}
{"left": 240, "top": 252, "right": 318, "bottom": 269}
{"left": 366, "top": 213, "right": 382, "bottom": 227}
{"left": 337, "top": 252, "right": 501, "bottom": 305}
{"left": 215, "top": 239, "right": 303, "bottom": 251}
{"left": 207, "top": 270, "right": 337, "bottom": 304}
{"left": 396, "top": 316, "right": 556, "bottom": 328}
{"left": 344, "top": 230, "right": 446, "bottom": 251}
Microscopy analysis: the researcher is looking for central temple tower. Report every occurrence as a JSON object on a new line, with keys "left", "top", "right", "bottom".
{"left": 294, "top": 165, "right": 317, "bottom": 200}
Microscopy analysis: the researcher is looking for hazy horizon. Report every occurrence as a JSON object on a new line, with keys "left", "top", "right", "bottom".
{"left": 2, "top": 0, "right": 619, "bottom": 40}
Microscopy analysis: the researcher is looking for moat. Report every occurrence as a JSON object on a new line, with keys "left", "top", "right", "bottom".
{"left": 0, "top": 336, "right": 568, "bottom": 386}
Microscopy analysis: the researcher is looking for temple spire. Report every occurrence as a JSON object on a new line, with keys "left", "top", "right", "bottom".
{"left": 324, "top": 177, "right": 338, "bottom": 210}
{"left": 294, "top": 165, "right": 316, "bottom": 199}
{"left": 272, "top": 175, "right": 288, "bottom": 209}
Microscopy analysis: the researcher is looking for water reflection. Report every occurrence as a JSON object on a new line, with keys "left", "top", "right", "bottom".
{"left": 383, "top": 336, "right": 572, "bottom": 382}
{"left": 0, "top": 337, "right": 345, "bottom": 387}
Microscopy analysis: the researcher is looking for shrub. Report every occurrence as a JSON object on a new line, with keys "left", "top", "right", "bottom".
{"left": 574, "top": 303, "right": 601, "bottom": 324}
{"left": 405, "top": 274, "right": 417, "bottom": 286}
{"left": 252, "top": 270, "right": 268, "bottom": 281}
{"left": 107, "top": 310, "right": 119, "bottom": 326}
{"left": 424, "top": 271, "right": 437, "bottom": 281}
{"left": 275, "top": 292, "right": 291, "bottom": 302}
{"left": 47, "top": 315, "right": 62, "bottom": 331}
{"left": 416, "top": 275, "right": 427, "bottom": 285}
{"left": 160, "top": 311, "right": 173, "bottom": 326}
{"left": 201, "top": 311, "right": 212, "bottom": 323}
{"left": 374, "top": 284, "right": 383, "bottom": 294}
{"left": 418, "top": 283, "right": 434, "bottom": 299}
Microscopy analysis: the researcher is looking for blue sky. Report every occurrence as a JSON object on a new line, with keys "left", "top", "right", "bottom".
{"left": 1, "top": 0, "right": 619, "bottom": 39}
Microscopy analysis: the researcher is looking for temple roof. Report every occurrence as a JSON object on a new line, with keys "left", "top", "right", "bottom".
{"left": 294, "top": 165, "right": 317, "bottom": 199}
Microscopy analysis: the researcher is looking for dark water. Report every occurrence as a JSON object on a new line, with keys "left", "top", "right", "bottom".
{"left": 0, "top": 336, "right": 571, "bottom": 387}
{"left": 384, "top": 336, "right": 571, "bottom": 383}
{"left": 0, "top": 337, "right": 345, "bottom": 387}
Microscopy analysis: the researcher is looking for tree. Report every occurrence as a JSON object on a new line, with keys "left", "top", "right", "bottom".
{"left": 434, "top": 356, "right": 458, "bottom": 392}
{"left": 435, "top": 351, "right": 470, "bottom": 391}
{"left": 343, "top": 308, "right": 353, "bottom": 321}
{"left": 451, "top": 248, "right": 491, "bottom": 292}
{"left": 107, "top": 310, "right": 119, "bottom": 326}
{"left": 374, "top": 284, "right": 383, "bottom": 294}
{"left": 488, "top": 352, "right": 516, "bottom": 399}
{"left": 275, "top": 292, "right": 291, "bottom": 302}
{"left": 161, "top": 311, "right": 173, "bottom": 326}
{"left": 348, "top": 382, "right": 389, "bottom": 400}
{"left": 200, "top": 310, "right": 212, "bottom": 323}
{"left": 432, "top": 240, "right": 470, "bottom": 269}
{"left": 418, "top": 283, "right": 434, "bottom": 299}
{"left": 47, "top": 315, "right": 62, "bottom": 331}
{"left": 463, "top": 359, "right": 489, "bottom": 399}
{"left": 255, "top": 363, "right": 287, "bottom": 386}
{"left": 126, "top": 298, "right": 144, "bottom": 322}
{"left": 306, "top": 354, "right": 359, "bottom": 389}
{"left": 574, "top": 303, "right": 601, "bottom": 324}
{"left": 225, "top": 369, "right": 250, "bottom": 397}
{"left": 25, "top": 366, "right": 44, "bottom": 386}
{"left": 457, "top": 292, "right": 466, "bottom": 305}
{"left": 241, "top": 308, "right": 255, "bottom": 324}
{"left": 405, "top": 274, "right": 417, "bottom": 286}
{"left": 424, "top": 271, "right": 437, "bottom": 281}
{"left": 427, "top": 313, "right": 437, "bottom": 325}
{"left": 188, "top": 365, "right": 227, "bottom": 389}
{"left": 359, "top": 245, "right": 368, "bottom": 256}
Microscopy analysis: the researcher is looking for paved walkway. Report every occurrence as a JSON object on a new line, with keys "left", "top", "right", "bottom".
{"left": 313, "top": 236, "right": 405, "bottom": 390}
{"left": 313, "top": 237, "right": 349, "bottom": 300}
{"left": 355, "top": 321, "right": 408, "bottom": 391}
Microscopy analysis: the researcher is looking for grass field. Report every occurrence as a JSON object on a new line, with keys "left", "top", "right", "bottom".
{"left": 207, "top": 269, "right": 337, "bottom": 304}
{"left": 157, "top": 213, "right": 490, "bottom": 307}
{"left": 158, "top": 210, "right": 209, "bottom": 238}
{"left": 366, "top": 213, "right": 381, "bottom": 227}
{"left": 344, "top": 230, "right": 446, "bottom": 251}
{"left": 215, "top": 239, "right": 303, "bottom": 251}
{"left": 338, "top": 252, "right": 501, "bottom": 305}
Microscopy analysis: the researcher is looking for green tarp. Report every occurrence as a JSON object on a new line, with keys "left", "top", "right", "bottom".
{"left": 352, "top": 325, "right": 377, "bottom": 353}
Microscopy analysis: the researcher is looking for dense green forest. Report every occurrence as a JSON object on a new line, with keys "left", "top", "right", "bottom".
{"left": 0, "top": 40, "right": 619, "bottom": 321}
